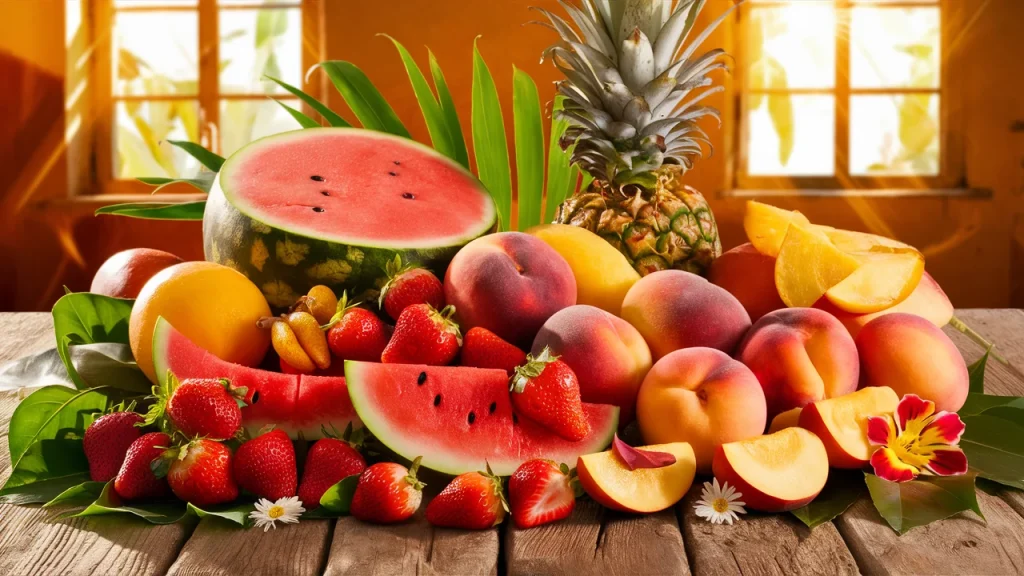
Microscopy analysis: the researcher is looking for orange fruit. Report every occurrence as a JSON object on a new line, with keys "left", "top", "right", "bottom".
{"left": 130, "top": 261, "right": 272, "bottom": 383}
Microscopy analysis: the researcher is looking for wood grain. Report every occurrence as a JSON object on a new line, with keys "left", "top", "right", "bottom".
{"left": 325, "top": 511, "right": 499, "bottom": 576}
{"left": 506, "top": 499, "right": 689, "bottom": 576}
{"left": 0, "top": 312, "right": 53, "bottom": 364}
{"left": 167, "top": 517, "right": 331, "bottom": 576}
{"left": 680, "top": 484, "right": 858, "bottom": 576}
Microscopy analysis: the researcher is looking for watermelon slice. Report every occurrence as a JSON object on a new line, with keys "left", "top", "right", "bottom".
{"left": 345, "top": 361, "right": 618, "bottom": 476}
{"left": 152, "top": 317, "right": 358, "bottom": 438}
{"left": 203, "top": 128, "right": 496, "bottom": 308}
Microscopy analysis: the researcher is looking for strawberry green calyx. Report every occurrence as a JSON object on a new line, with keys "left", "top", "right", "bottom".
{"left": 558, "top": 462, "right": 584, "bottom": 499}
{"left": 320, "top": 421, "right": 369, "bottom": 448}
{"left": 324, "top": 291, "right": 362, "bottom": 330}
{"left": 405, "top": 456, "right": 426, "bottom": 491}
{"left": 140, "top": 371, "right": 181, "bottom": 431}
{"left": 510, "top": 347, "right": 560, "bottom": 394}
{"left": 378, "top": 254, "right": 417, "bottom": 308}
{"left": 428, "top": 304, "right": 463, "bottom": 346}
{"left": 482, "top": 462, "right": 509, "bottom": 514}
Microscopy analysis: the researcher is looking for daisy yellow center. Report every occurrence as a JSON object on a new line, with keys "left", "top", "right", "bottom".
{"left": 712, "top": 498, "right": 730, "bottom": 514}
{"left": 267, "top": 505, "right": 285, "bottom": 519}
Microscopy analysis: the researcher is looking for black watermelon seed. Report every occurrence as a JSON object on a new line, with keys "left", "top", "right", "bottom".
{"left": 388, "top": 171, "right": 398, "bottom": 176}
{"left": 468, "top": 411, "right": 476, "bottom": 425}
{"left": 251, "top": 391, "right": 260, "bottom": 404}
{"left": 512, "top": 413, "right": 519, "bottom": 425}
{"left": 402, "top": 192, "right": 415, "bottom": 199}
{"left": 393, "top": 160, "right": 401, "bottom": 165}
{"left": 310, "top": 175, "right": 324, "bottom": 181}
{"left": 417, "top": 371, "right": 427, "bottom": 385}
{"left": 434, "top": 394, "right": 441, "bottom": 407}
{"left": 320, "top": 190, "right": 330, "bottom": 196}
{"left": 312, "top": 207, "right": 325, "bottom": 213}
{"left": 488, "top": 401, "right": 497, "bottom": 414}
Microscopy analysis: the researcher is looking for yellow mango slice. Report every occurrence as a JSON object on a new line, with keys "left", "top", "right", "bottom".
{"left": 775, "top": 225, "right": 862, "bottom": 308}
{"left": 744, "top": 201, "right": 813, "bottom": 258}
{"left": 825, "top": 252, "right": 925, "bottom": 314}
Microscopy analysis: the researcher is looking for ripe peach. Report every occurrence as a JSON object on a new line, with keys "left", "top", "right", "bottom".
{"left": 621, "top": 270, "right": 751, "bottom": 360}
{"left": 708, "top": 243, "right": 785, "bottom": 322}
{"left": 814, "top": 271, "right": 953, "bottom": 338}
{"left": 768, "top": 407, "right": 802, "bottom": 434}
{"left": 712, "top": 427, "right": 828, "bottom": 512}
{"left": 532, "top": 305, "right": 653, "bottom": 425}
{"left": 735, "top": 308, "right": 859, "bottom": 421}
{"left": 91, "top": 248, "right": 184, "bottom": 299}
{"left": 798, "top": 386, "right": 899, "bottom": 469}
{"left": 856, "top": 313, "right": 969, "bottom": 412}
{"left": 444, "top": 232, "right": 576, "bottom": 346}
{"left": 636, "top": 347, "right": 767, "bottom": 473}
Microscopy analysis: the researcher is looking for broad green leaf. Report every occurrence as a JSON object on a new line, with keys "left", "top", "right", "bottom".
{"left": 544, "top": 96, "right": 576, "bottom": 224}
{"left": 265, "top": 75, "right": 351, "bottom": 128}
{"left": 318, "top": 61, "right": 410, "bottom": 137}
{"left": 864, "top": 473, "right": 982, "bottom": 535}
{"left": 51, "top": 292, "right": 134, "bottom": 390}
{"left": 428, "top": 49, "right": 469, "bottom": 169}
{"left": 0, "top": 347, "right": 73, "bottom": 390}
{"left": 95, "top": 201, "right": 207, "bottom": 220}
{"left": 513, "top": 67, "right": 545, "bottom": 232}
{"left": 960, "top": 414, "right": 1024, "bottom": 489}
{"left": 166, "top": 140, "right": 225, "bottom": 172}
{"left": 0, "top": 344, "right": 149, "bottom": 394}
{"left": 67, "top": 482, "right": 189, "bottom": 524}
{"left": 307, "top": 474, "right": 360, "bottom": 518}
{"left": 385, "top": 36, "right": 458, "bottom": 162}
{"left": 959, "top": 393, "right": 1024, "bottom": 417}
{"left": 44, "top": 480, "right": 107, "bottom": 508}
{"left": 5, "top": 385, "right": 111, "bottom": 480}
{"left": 471, "top": 39, "right": 512, "bottom": 231}
{"left": 1, "top": 472, "right": 92, "bottom": 505}
{"left": 968, "top": 349, "right": 990, "bottom": 394}
{"left": 187, "top": 501, "right": 253, "bottom": 527}
{"left": 2, "top": 438, "right": 91, "bottom": 493}
{"left": 790, "top": 470, "right": 865, "bottom": 529}
{"left": 273, "top": 98, "right": 320, "bottom": 129}
{"left": 137, "top": 172, "right": 215, "bottom": 194}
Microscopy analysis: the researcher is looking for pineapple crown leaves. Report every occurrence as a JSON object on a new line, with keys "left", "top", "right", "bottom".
{"left": 405, "top": 456, "right": 427, "bottom": 492}
{"left": 480, "top": 462, "right": 510, "bottom": 514}
{"left": 510, "top": 346, "right": 560, "bottom": 394}
{"left": 427, "top": 304, "right": 463, "bottom": 346}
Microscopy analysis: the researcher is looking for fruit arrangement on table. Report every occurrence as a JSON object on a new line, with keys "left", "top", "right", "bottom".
{"left": 4, "top": 0, "right": 1024, "bottom": 537}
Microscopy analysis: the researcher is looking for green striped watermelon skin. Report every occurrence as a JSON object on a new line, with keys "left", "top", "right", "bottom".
{"left": 202, "top": 129, "right": 496, "bottom": 308}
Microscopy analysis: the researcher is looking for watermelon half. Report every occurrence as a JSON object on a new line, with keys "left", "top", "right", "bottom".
{"left": 152, "top": 317, "right": 358, "bottom": 438}
{"left": 203, "top": 128, "right": 496, "bottom": 308}
{"left": 345, "top": 361, "right": 619, "bottom": 476}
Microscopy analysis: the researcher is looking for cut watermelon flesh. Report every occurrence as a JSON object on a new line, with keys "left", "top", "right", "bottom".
{"left": 345, "top": 361, "right": 618, "bottom": 476}
{"left": 151, "top": 317, "right": 358, "bottom": 438}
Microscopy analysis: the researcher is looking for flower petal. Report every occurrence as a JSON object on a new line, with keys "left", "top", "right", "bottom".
{"left": 867, "top": 415, "right": 894, "bottom": 446}
{"left": 870, "top": 447, "right": 919, "bottom": 483}
{"left": 920, "top": 411, "right": 966, "bottom": 446}
{"left": 924, "top": 447, "right": 969, "bottom": 476}
{"left": 896, "top": 394, "right": 935, "bottom": 431}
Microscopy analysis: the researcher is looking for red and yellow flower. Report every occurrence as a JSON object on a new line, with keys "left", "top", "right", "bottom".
{"left": 867, "top": 394, "right": 968, "bottom": 483}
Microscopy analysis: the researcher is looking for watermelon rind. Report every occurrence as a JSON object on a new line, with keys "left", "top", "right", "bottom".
{"left": 345, "top": 360, "right": 619, "bottom": 476}
{"left": 204, "top": 128, "right": 496, "bottom": 307}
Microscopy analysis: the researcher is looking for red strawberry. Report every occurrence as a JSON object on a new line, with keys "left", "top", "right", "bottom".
{"left": 510, "top": 347, "right": 590, "bottom": 442}
{"left": 379, "top": 255, "right": 445, "bottom": 321}
{"left": 350, "top": 457, "right": 425, "bottom": 524}
{"left": 426, "top": 466, "right": 507, "bottom": 529}
{"left": 509, "top": 460, "right": 577, "bottom": 529}
{"left": 157, "top": 377, "right": 245, "bottom": 440}
{"left": 114, "top": 432, "right": 172, "bottom": 501}
{"left": 460, "top": 327, "right": 526, "bottom": 375}
{"left": 162, "top": 439, "right": 239, "bottom": 507}
{"left": 233, "top": 429, "right": 297, "bottom": 501}
{"left": 84, "top": 410, "right": 144, "bottom": 482}
{"left": 298, "top": 438, "right": 367, "bottom": 509}
{"left": 381, "top": 304, "right": 462, "bottom": 365}
{"left": 326, "top": 292, "right": 391, "bottom": 362}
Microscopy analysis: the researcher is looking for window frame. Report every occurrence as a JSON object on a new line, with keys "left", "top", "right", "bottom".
{"left": 90, "top": 0, "right": 324, "bottom": 195}
{"left": 732, "top": 0, "right": 965, "bottom": 191}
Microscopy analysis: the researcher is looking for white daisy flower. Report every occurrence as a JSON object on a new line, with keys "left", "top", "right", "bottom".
{"left": 249, "top": 496, "right": 305, "bottom": 532}
{"left": 693, "top": 478, "right": 746, "bottom": 525}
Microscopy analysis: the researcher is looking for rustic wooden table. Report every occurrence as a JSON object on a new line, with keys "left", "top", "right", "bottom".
{"left": 2, "top": 310, "right": 1024, "bottom": 575}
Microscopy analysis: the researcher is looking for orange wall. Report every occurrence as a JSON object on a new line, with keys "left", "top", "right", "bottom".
{"left": 1, "top": 0, "right": 1022, "bottom": 311}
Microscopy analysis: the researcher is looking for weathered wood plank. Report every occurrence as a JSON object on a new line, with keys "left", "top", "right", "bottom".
{"left": 0, "top": 312, "right": 53, "bottom": 364}
{"left": 945, "top": 309, "right": 1024, "bottom": 395}
{"left": 167, "top": 517, "right": 331, "bottom": 576}
{"left": 679, "top": 484, "right": 858, "bottom": 576}
{"left": 505, "top": 499, "right": 689, "bottom": 576}
{"left": 325, "top": 510, "right": 499, "bottom": 576}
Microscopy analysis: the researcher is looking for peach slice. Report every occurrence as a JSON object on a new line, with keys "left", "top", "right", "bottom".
{"left": 813, "top": 226, "right": 921, "bottom": 257}
{"left": 824, "top": 252, "right": 925, "bottom": 314}
{"left": 768, "top": 407, "right": 803, "bottom": 433}
{"left": 712, "top": 428, "right": 828, "bottom": 512}
{"left": 798, "top": 386, "right": 899, "bottom": 469}
{"left": 775, "top": 225, "right": 862, "bottom": 308}
{"left": 577, "top": 442, "right": 696, "bottom": 513}
{"left": 744, "top": 201, "right": 812, "bottom": 258}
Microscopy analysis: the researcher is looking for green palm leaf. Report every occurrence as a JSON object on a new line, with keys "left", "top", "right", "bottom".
{"left": 265, "top": 75, "right": 350, "bottom": 127}
{"left": 471, "top": 39, "right": 512, "bottom": 231}
{"left": 317, "top": 61, "right": 410, "bottom": 137}
{"left": 273, "top": 98, "right": 320, "bottom": 128}
{"left": 512, "top": 67, "right": 544, "bottom": 231}
{"left": 385, "top": 36, "right": 460, "bottom": 163}
{"left": 544, "top": 96, "right": 579, "bottom": 223}
{"left": 428, "top": 50, "right": 470, "bottom": 169}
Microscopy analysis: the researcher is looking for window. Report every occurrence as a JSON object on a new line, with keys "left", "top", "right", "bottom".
{"left": 93, "top": 0, "right": 321, "bottom": 193}
{"left": 735, "top": 0, "right": 961, "bottom": 190}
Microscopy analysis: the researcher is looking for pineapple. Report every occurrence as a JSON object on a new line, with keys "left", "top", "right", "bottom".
{"left": 538, "top": 0, "right": 736, "bottom": 275}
